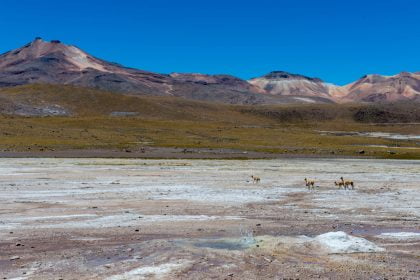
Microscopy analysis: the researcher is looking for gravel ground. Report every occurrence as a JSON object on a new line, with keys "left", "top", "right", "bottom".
{"left": 0, "top": 158, "right": 419, "bottom": 279}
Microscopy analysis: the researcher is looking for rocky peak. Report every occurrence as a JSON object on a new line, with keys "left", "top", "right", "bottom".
{"left": 0, "top": 38, "right": 111, "bottom": 73}
{"left": 260, "top": 71, "right": 323, "bottom": 83}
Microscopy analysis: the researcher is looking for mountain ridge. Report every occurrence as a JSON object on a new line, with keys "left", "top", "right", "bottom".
{"left": 0, "top": 38, "right": 419, "bottom": 104}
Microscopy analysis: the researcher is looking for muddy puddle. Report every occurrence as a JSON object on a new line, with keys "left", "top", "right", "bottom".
{"left": 192, "top": 239, "right": 253, "bottom": 251}
{"left": 183, "top": 232, "right": 257, "bottom": 251}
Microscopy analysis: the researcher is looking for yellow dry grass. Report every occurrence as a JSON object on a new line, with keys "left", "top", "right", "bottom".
{"left": 0, "top": 84, "right": 419, "bottom": 159}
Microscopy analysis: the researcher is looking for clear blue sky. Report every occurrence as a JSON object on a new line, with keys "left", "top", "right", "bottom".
{"left": 1, "top": 0, "right": 419, "bottom": 85}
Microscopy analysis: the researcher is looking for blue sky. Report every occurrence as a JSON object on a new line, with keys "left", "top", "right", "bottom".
{"left": 1, "top": 0, "right": 419, "bottom": 85}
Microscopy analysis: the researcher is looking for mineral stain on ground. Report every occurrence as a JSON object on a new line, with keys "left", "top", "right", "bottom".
{"left": 0, "top": 158, "right": 419, "bottom": 279}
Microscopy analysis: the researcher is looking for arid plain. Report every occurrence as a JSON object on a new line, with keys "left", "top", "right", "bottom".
{"left": 1, "top": 158, "right": 419, "bottom": 279}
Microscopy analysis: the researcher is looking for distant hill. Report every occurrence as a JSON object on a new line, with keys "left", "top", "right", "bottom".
{"left": 0, "top": 84, "right": 245, "bottom": 119}
{"left": 1, "top": 84, "right": 419, "bottom": 124}
{"left": 0, "top": 38, "right": 419, "bottom": 104}
{"left": 248, "top": 71, "right": 334, "bottom": 103}
{"left": 342, "top": 72, "right": 420, "bottom": 102}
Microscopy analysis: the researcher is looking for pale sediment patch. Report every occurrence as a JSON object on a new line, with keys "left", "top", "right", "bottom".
{"left": 106, "top": 260, "right": 192, "bottom": 280}
{"left": 0, "top": 213, "right": 243, "bottom": 230}
{"left": 376, "top": 232, "right": 420, "bottom": 240}
{"left": 314, "top": 231, "right": 385, "bottom": 254}
{"left": 318, "top": 130, "right": 420, "bottom": 140}
{"left": 1, "top": 214, "right": 97, "bottom": 222}
{"left": 258, "top": 232, "right": 384, "bottom": 255}
{"left": 148, "top": 185, "right": 296, "bottom": 204}
{"left": 293, "top": 97, "right": 317, "bottom": 103}
{"left": 311, "top": 187, "right": 420, "bottom": 217}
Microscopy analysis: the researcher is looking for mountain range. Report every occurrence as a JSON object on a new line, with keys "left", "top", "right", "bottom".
{"left": 0, "top": 38, "right": 419, "bottom": 104}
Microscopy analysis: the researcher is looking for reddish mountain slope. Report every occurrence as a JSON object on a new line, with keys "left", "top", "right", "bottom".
{"left": 1, "top": 39, "right": 419, "bottom": 104}
{"left": 342, "top": 72, "right": 420, "bottom": 102}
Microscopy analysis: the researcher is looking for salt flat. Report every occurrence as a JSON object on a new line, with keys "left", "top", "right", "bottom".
{"left": 0, "top": 158, "right": 419, "bottom": 279}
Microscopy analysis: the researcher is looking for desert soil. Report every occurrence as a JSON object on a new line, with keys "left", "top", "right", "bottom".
{"left": 0, "top": 158, "right": 419, "bottom": 279}
{"left": 0, "top": 147, "right": 369, "bottom": 160}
